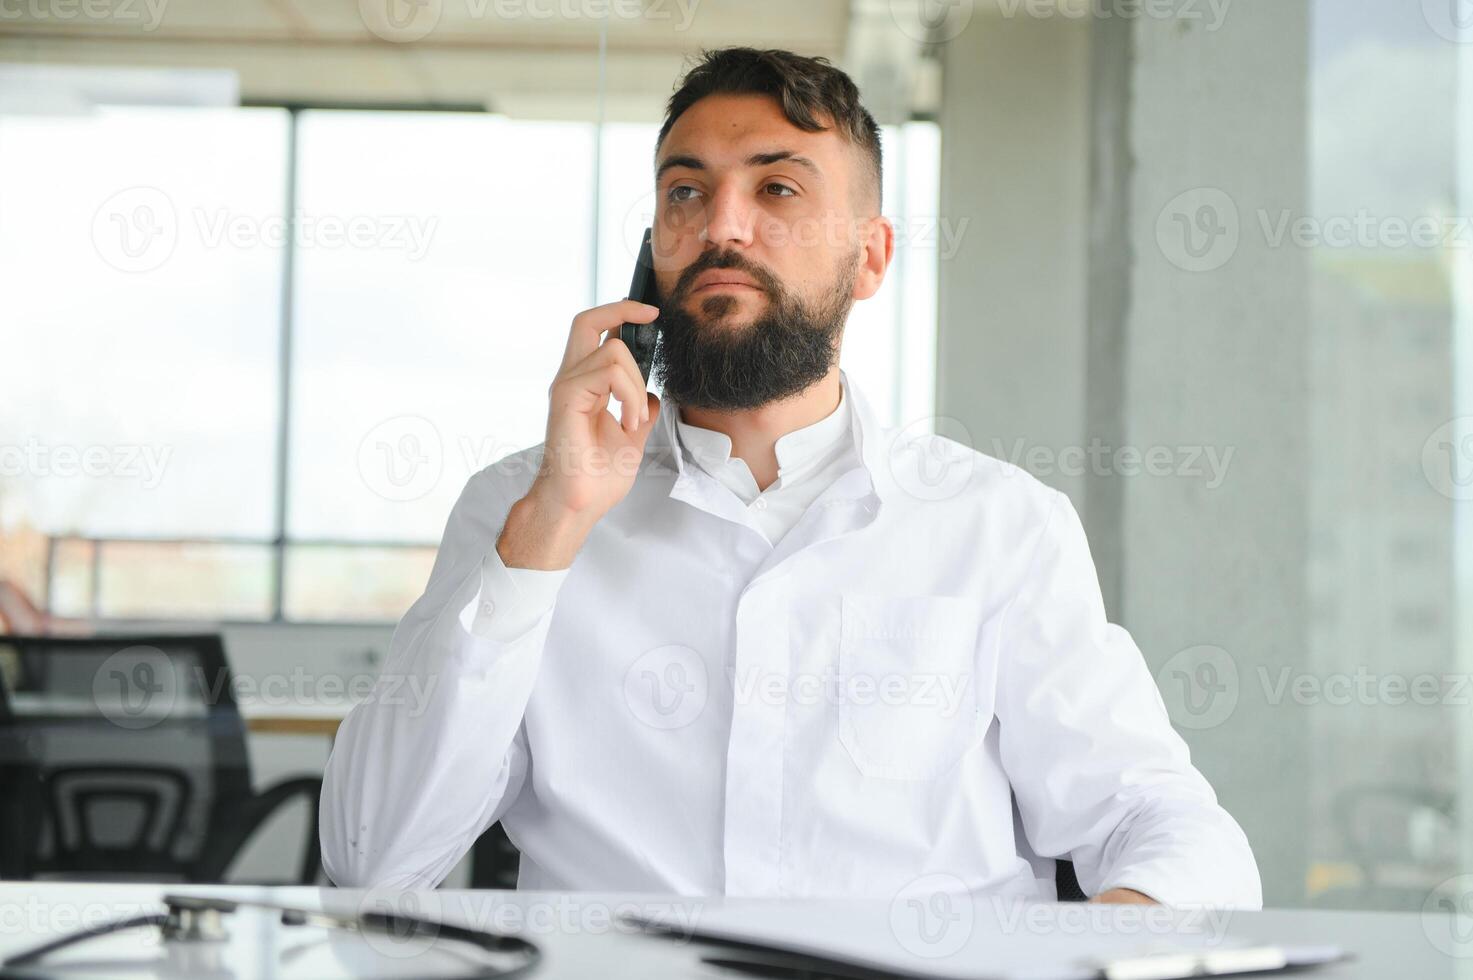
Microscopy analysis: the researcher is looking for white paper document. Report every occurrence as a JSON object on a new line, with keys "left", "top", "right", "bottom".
{"left": 627, "top": 895, "right": 1347, "bottom": 980}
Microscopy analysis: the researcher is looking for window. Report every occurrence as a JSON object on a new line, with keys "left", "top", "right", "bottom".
{"left": 0, "top": 107, "right": 286, "bottom": 621}
{"left": 1301, "top": 0, "right": 1465, "bottom": 909}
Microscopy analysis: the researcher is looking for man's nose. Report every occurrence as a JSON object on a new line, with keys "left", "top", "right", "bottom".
{"left": 701, "top": 183, "right": 756, "bottom": 249}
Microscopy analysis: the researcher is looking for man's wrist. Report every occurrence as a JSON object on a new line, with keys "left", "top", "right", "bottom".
{"left": 495, "top": 490, "right": 597, "bottom": 571}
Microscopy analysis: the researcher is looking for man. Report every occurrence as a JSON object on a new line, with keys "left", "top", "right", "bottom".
{"left": 321, "top": 47, "right": 1261, "bottom": 908}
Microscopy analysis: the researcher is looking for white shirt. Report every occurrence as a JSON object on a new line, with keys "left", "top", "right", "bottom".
{"left": 321, "top": 368, "right": 1262, "bottom": 907}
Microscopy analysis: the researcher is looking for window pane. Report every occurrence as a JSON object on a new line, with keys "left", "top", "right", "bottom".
{"left": 0, "top": 107, "right": 287, "bottom": 541}
{"left": 282, "top": 545, "right": 436, "bottom": 622}
{"left": 841, "top": 123, "right": 942, "bottom": 430}
{"left": 1306, "top": 0, "right": 1462, "bottom": 909}
{"left": 288, "top": 111, "right": 596, "bottom": 544}
{"left": 896, "top": 122, "right": 942, "bottom": 428}
{"left": 97, "top": 541, "right": 274, "bottom": 620}
{"left": 597, "top": 122, "right": 662, "bottom": 313}
{"left": 0, "top": 520, "right": 50, "bottom": 615}
{"left": 47, "top": 538, "right": 96, "bottom": 620}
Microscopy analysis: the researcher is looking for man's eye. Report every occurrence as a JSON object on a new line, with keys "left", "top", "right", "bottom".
{"left": 667, "top": 185, "right": 700, "bottom": 204}
{"left": 766, "top": 183, "right": 796, "bottom": 197}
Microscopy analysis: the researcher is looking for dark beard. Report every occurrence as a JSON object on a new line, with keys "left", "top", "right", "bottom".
{"left": 652, "top": 248, "right": 856, "bottom": 411}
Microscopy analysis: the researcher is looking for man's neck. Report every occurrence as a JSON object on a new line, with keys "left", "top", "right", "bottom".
{"left": 676, "top": 369, "right": 843, "bottom": 493}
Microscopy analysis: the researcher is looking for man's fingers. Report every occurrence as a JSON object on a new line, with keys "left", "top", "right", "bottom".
{"left": 561, "top": 300, "right": 659, "bottom": 372}
{"left": 578, "top": 338, "right": 647, "bottom": 419}
{"left": 562, "top": 361, "right": 648, "bottom": 434}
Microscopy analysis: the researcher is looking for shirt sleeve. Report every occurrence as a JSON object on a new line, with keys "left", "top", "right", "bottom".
{"left": 320, "top": 460, "right": 570, "bottom": 889}
{"left": 995, "top": 489, "right": 1263, "bottom": 909}
{"left": 462, "top": 545, "right": 572, "bottom": 642}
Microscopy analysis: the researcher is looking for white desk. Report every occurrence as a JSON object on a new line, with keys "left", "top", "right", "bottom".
{"left": 0, "top": 882, "right": 1461, "bottom": 979}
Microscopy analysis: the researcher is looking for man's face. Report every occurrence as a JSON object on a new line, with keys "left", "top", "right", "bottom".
{"left": 648, "top": 93, "right": 883, "bottom": 411}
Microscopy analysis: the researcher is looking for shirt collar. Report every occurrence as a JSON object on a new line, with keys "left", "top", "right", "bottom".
{"left": 645, "top": 367, "right": 897, "bottom": 506}
{"left": 674, "top": 381, "right": 851, "bottom": 488}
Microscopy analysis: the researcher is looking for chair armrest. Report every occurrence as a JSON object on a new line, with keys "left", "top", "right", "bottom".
{"left": 199, "top": 776, "right": 323, "bottom": 885}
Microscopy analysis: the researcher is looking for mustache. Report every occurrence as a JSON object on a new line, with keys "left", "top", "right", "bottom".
{"left": 670, "top": 250, "right": 782, "bottom": 299}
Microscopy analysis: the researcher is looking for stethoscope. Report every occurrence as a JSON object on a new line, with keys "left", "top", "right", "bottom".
{"left": 1, "top": 893, "right": 542, "bottom": 979}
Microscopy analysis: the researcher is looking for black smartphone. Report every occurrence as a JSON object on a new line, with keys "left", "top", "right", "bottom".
{"left": 619, "top": 227, "right": 661, "bottom": 384}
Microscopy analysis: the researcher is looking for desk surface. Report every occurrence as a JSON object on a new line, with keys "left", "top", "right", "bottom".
{"left": 240, "top": 701, "right": 349, "bottom": 736}
{"left": 0, "top": 883, "right": 1463, "bottom": 980}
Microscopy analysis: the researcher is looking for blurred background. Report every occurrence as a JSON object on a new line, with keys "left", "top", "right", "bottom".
{"left": 0, "top": 0, "right": 1468, "bottom": 910}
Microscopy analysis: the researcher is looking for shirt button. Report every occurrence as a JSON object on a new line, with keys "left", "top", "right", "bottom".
{"left": 481, "top": 600, "right": 496, "bottom": 616}
{"left": 755, "top": 498, "right": 768, "bottom": 510}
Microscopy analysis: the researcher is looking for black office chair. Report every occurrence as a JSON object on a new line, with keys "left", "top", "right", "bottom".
{"left": 469, "top": 822, "right": 522, "bottom": 889}
{"left": 0, "top": 634, "right": 322, "bottom": 884}
{"left": 1055, "top": 858, "right": 1086, "bottom": 901}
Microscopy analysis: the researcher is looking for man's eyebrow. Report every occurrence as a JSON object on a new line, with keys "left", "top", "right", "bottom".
{"left": 655, "top": 150, "right": 824, "bottom": 182}
{"left": 655, "top": 154, "right": 705, "bottom": 181}
{"left": 746, "top": 150, "right": 822, "bottom": 178}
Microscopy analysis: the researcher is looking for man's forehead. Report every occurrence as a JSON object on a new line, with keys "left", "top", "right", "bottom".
{"left": 658, "top": 93, "right": 842, "bottom": 167}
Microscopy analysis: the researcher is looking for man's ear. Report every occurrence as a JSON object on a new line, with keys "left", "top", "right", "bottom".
{"left": 852, "top": 215, "right": 895, "bottom": 301}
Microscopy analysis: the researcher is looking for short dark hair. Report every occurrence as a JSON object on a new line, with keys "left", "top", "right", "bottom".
{"left": 656, "top": 47, "right": 883, "bottom": 211}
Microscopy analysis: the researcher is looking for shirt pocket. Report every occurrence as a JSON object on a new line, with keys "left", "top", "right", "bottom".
{"left": 836, "top": 593, "right": 991, "bottom": 781}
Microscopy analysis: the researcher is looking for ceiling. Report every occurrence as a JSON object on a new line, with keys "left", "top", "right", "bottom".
{"left": 0, "top": 0, "right": 875, "bottom": 119}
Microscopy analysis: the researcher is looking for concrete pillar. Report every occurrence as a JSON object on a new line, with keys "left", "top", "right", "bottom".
{"left": 1106, "top": 1, "right": 1314, "bottom": 906}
